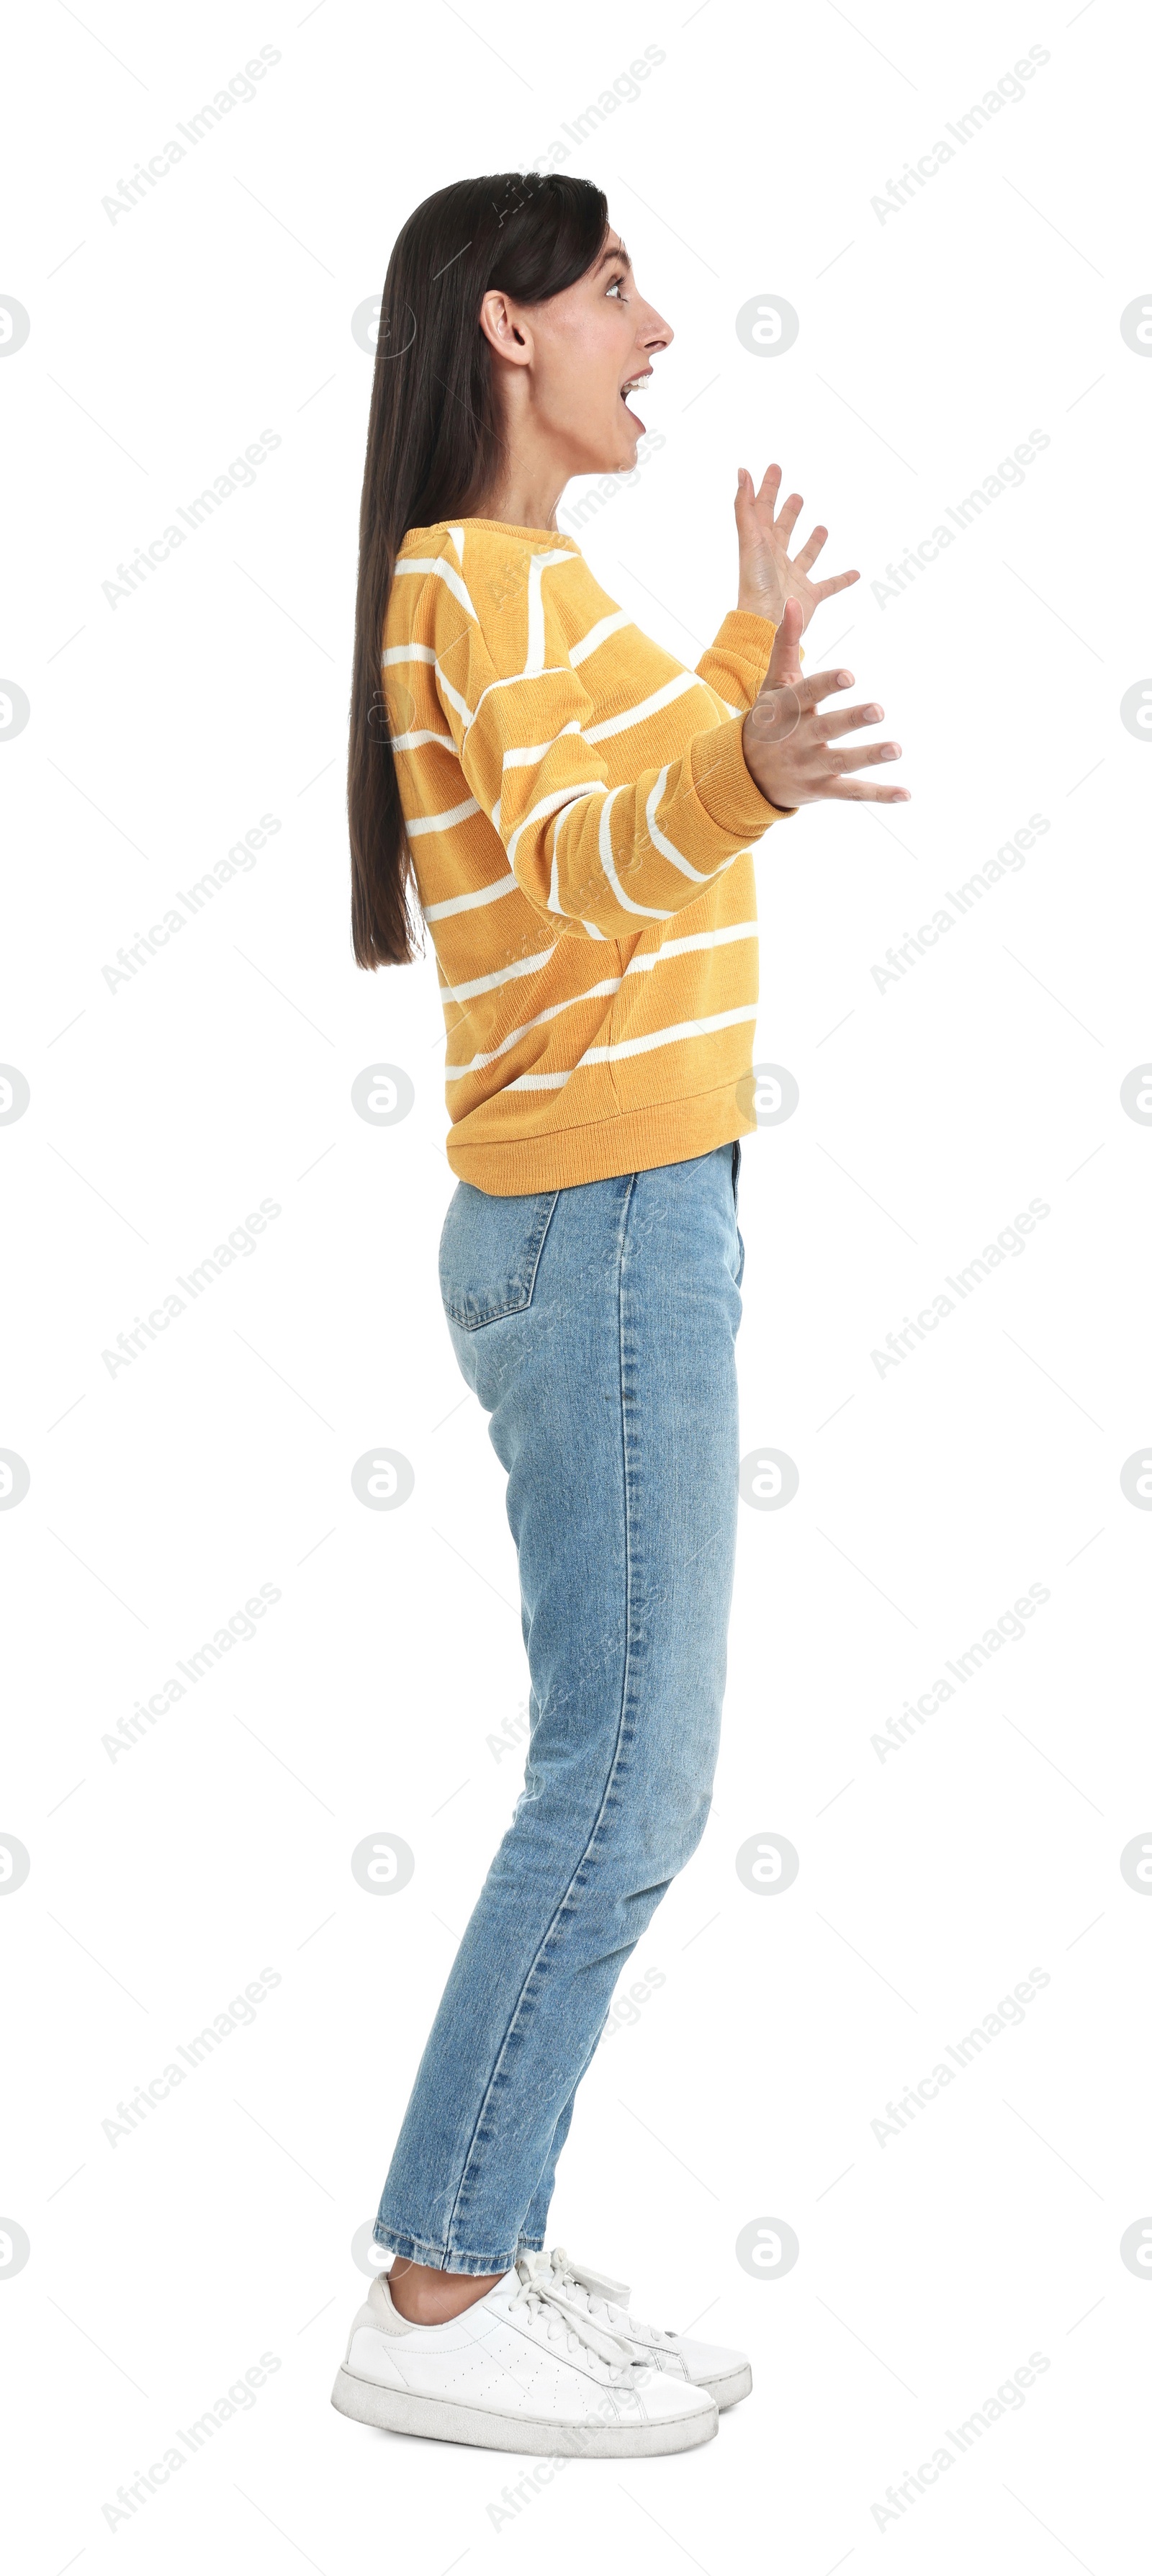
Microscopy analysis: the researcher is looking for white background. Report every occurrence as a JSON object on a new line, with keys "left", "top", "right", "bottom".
{"left": 4, "top": 2, "right": 1151, "bottom": 2568}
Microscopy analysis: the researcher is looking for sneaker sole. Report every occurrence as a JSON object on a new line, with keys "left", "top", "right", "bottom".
{"left": 330, "top": 2365, "right": 718, "bottom": 2456}
{"left": 697, "top": 2362, "right": 752, "bottom": 2410}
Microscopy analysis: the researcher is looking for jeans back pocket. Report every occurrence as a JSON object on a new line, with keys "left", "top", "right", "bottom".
{"left": 439, "top": 1181, "right": 561, "bottom": 1330}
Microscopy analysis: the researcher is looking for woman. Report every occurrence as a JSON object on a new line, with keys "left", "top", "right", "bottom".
{"left": 333, "top": 171, "right": 908, "bottom": 2460}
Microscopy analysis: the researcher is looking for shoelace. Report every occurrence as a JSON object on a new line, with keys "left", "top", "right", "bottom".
{"left": 507, "top": 2254, "right": 646, "bottom": 2372}
{"left": 541, "top": 2246, "right": 677, "bottom": 2347}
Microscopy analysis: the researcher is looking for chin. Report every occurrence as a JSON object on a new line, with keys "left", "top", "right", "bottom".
{"left": 606, "top": 428, "right": 643, "bottom": 472}
{"left": 574, "top": 423, "right": 643, "bottom": 478}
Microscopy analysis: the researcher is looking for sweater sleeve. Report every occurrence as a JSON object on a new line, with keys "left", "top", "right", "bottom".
{"left": 427, "top": 552, "right": 796, "bottom": 941}
{"left": 695, "top": 609, "right": 802, "bottom": 712}
{"left": 691, "top": 610, "right": 805, "bottom": 822}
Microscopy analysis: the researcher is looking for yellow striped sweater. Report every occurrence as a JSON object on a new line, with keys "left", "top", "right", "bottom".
{"left": 384, "top": 516, "right": 796, "bottom": 1193}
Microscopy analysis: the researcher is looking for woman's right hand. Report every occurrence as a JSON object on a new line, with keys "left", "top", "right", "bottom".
{"left": 743, "top": 596, "right": 910, "bottom": 809}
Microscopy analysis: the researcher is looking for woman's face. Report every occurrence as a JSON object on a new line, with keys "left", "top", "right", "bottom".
{"left": 480, "top": 225, "right": 674, "bottom": 480}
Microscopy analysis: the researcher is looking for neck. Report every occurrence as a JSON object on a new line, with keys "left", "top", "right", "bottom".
{"left": 472, "top": 402, "right": 570, "bottom": 531}
{"left": 470, "top": 472, "right": 564, "bottom": 532}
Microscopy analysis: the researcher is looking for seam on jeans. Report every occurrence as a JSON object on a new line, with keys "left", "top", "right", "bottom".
{"left": 372, "top": 2222, "right": 520, "bottom": 2274}
{"left": 444, "top": 1185, "right": 563, "bottom": 1330}
{"left": 441, "top": 1170, "right": 642, "bottom": 2257}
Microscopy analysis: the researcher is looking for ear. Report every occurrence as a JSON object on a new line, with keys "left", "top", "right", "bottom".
{"left": 478, "top": 288, "right": 533, "bottom": 367}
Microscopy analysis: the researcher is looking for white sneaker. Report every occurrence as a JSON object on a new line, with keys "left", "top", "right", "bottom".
{"left": 527, "top": 2248, "right": 752, "bottom": 2410}
{"left": 330, "top": 2256, "right": 718, "bottom": 2456}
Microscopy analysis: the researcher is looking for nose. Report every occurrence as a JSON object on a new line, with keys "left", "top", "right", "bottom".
{"left": 640, "top": 305, "right": 673, "bottom": 357}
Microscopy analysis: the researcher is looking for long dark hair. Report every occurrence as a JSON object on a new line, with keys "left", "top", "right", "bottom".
{"left": 348, "top": 172, "right": 609, "bottom": 969}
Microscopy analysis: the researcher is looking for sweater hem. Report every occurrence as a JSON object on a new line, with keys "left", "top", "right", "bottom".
{"left": 444, "top": 1082, "right": 757, "bottom": 1195}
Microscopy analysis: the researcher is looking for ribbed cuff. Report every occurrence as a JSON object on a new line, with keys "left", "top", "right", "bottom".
{"left": 689, "top": 712, "right": 798, "bottom": 838}
{"left": 714, "top": 608, "right": 780, "bottom": 670}
{"left": 721, "top": 608, "right": 805, "bottom": 666}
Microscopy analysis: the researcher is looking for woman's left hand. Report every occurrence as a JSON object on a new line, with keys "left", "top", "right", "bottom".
{"left": 734, "top": 463, "right": 860, "bottom": 632}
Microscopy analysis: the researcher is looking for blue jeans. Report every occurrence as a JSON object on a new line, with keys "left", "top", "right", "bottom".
{"left": 374, "top": 1141, "right": 745, "bottom": 2275}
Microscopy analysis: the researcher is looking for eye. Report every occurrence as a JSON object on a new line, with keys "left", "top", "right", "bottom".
{"left": 605, "top": 273, "right": 628, "bottom": 299}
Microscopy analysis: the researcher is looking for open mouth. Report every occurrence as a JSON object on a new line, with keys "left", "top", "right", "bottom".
{"left": 619, "top": 370, "right": 651, "bottom": 426}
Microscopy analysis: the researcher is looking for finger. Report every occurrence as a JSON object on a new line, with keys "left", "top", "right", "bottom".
{"left": 775, "top": 491, "right": 804, "bottom": 544}
{"left": 816, "top": 738, "right": 903, "bottom": 776}
{"left": 757, "top": 463, "right": 783, "bottom": 520}
{"left": 795, "top": 663, "right": 857, "bottom": 708}
{"left": 811, "top": 567, "right": 860, "bottom": 601}
{"left": 821, "top": 778, "right": 911, "bottom": 802}
{"left": 812, "top": 699, "right": 885, "bottom": 742}
{"left": 793, "top": 525, "right": 828, "bottom": 573}
{"left": 764, "top": 593, "right": 804, "bottom": 686}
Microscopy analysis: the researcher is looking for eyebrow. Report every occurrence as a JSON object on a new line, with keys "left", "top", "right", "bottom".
{"left": 592, "top": 241, "right": 631, "bottom": 272}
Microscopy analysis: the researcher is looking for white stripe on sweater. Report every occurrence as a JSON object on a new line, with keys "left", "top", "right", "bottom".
{"left": 585, "top": 1002, "right": 759, "bottom": 1062}
{"left": 476, "top": 672, "right": 698, "bottom": 773}
{"left": 381, "top": 640, "right": 473, "bottom": 729}
{"left": 441, "top": 918, "right": 757, "bottom": 1041}
{"left": 624, "top": 917, "right": 757, "bottom": 969}
{"left": 406, "top": 794, "right": 480, "bottom": 838}
{"left": 462, "top": 666, "right": 580, "bottom": 750}
{"left": 497, "top": 1002, "right": 760, "bottom": 1088}
{"left": 589, "top": 787, "right": 673, "bottom": 920}
{"left": 445, "top": 978, "right": 622, "bottom": 1076}
{"left": 507, "top": 781, "right": 608, "bottom": 875}
{"left": 441, "top": 944, "right": 556, "bottom": 1004}
{"left": 392, "top": 555, "right": 475, "bottom": 620}
{"left": 502, "top": 718, "right": 584, "bottom": 771}
{"left": 583, "top": 670, "right": 699, "bottom": 742}
{"left": 423, "top": 871, "right": 519, "bottom": 922}
{"left": 570, "top": 607, "right": 633, "bottom": 666}
{"left": 525, "top": 550, "right": 580, "bottom": 675}
{"left": 644, "top": 768, "right": 714, "bottom": 884}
